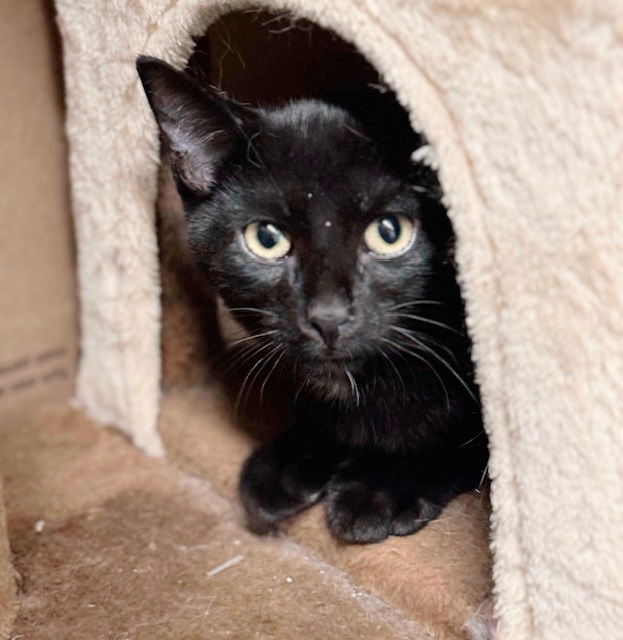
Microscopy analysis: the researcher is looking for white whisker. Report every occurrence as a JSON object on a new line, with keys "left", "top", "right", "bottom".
{"left": 228, "top": 329, "right": 278, "bottom": 347}
{"left": 389, "top": 300, "right": 443, "bottom": 312}
{"left": 227, "top": 306, "right": 280, "bottom": 319}
{"left": 259, "top": 349, "right": 286, "bottom": 404}
{"left": 479, "top": 462, "right": 489, "bottom": 489}
{"left": 380, "top": 336, "right": 450, "bottom": 411}
{"left": 378, "top": 348, "right": 408, "bottom": 398}
{"left": 389, "top": 326, "right": 477, "bottom": 403}
{"left": 390, "top": 312, "right": 462, "bottom": 335}
{"left": 235, "top": 344, "right": 282, "bottom": 414}
{"left": 223, "top": 339, "right": 274, "bottom": 374}
{"left": 344, "top": 368, "right": 361, "bottom": 407}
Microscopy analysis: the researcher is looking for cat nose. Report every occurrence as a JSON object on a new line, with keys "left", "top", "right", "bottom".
{"left": 307, "top": 299, "right": 350, "bottom": 348}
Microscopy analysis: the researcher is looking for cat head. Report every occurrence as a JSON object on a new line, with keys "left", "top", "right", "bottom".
{"left": 137, "top": 56, "right": 455, "bottom": 402}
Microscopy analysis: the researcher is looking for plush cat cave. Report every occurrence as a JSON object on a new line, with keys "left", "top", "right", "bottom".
{"left": 1, "top": 1, "right": 622, "bottom": 638}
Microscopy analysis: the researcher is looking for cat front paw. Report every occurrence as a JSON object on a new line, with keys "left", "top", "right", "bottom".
{"left": 324, "top": 475, "right": 442, "bottom": 544}
{"left": 239, "top": 444, "right": 332, "bottom": 535}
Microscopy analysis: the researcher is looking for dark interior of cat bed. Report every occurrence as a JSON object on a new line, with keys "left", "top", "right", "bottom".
{"left": 155, "top": 9, "right": 493, "bottom": 639}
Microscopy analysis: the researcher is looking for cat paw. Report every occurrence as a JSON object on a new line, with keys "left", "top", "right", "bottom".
{"left": 324, "top": 476, "right": 442, "bottom": 544}
{"left": 239, "top": 445, "right": 331, "bottom": 535}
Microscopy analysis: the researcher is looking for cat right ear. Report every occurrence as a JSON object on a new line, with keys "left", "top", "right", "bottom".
{"left": 136, "top": 56, "right": 248, "bottom": 194}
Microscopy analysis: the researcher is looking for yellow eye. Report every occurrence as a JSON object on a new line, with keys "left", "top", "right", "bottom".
{"left": 243, "top": 222, "right": 292, "bottom": 260}
{"left": 364, "top": 214, "right": 415, "bottom": 258}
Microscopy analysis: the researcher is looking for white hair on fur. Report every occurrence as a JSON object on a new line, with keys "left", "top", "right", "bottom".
{"left": 464, "top": 598, "right": 498, "bottom": 640}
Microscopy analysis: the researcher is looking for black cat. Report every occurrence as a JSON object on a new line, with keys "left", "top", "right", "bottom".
{"left": 137, "top": 56, "right": 487, "bottom": 544}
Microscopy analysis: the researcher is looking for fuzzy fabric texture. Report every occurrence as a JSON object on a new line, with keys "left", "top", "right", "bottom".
{"left": 1, "top": 402, "right": 451, "bottom": 640}
{"left": 54, "top": 0, "right": 623, "bottom": 638}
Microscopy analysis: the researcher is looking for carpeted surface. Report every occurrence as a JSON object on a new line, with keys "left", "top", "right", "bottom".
{"left": 159, "top": 386, "right": 493, "bottom": 640}
{"left": 0, "top": 402, "right": 463, "bottom": 640}
{"left": 0, "top": 478, "right": 16, "bottom": 638}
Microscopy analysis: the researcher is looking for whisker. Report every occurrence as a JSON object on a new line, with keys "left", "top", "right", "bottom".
{"left": 294, "top": 369, "right": 313, "bottom": 404}
{"left": 240, "top": 344, "right": 282, "bottom": 411}
{"left": 457, "top": 429, "right": 486, "bottom": 448}
{"left": 389, "top": 326, "right": 477, "bottom": 403}
{"left": 212, "top": 341, "right": 260, "bottom": 375}
{"left": 390, "top": 323, "right": 455, "bottom": 359}
{"left": 378, "top": 348, "right": 408, "bottom": 398}
{"left": 380, "top": 337, "right": 450, "bottom": 411}
{"left": 390, "top": 312, "right": 463, "bottom": 336}
{"left": 389, "top": 300, "right": 443, "bottom": 312}
{"left": 234, "top": 344, "right": 281, "bottom": 415}
{"left": 228, "top": 329, "right": 278, "bottom": 347}
{"left": 226, "top": 306, "right": 280, "bottom": 319}
{"left": 344, "top": 368, "right": 361, "bottom": 407}
{"left": 224, "top": 339, "right": 274, "bottom": 376}
{"left": 479, "top": 462, "right": 489, "bottom": 489}
{"left": 259, "top": 348, "right": 286, "bottom": 404}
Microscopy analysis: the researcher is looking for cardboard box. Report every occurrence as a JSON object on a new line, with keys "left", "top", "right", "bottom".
{"left": 0, "top": 0, "right": 77, "bottom": 426}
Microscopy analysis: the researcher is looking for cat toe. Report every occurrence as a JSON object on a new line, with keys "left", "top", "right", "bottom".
{"left": 239, "top": 447, "right": 327, "bottom": 534}
{"left": 325, "top": 479, "right": 395, "bottom": 543}
{"left": 389, "top": 498, "right": 441, "bottom": 536}
{"left": 325, "top": 478, "right": 445, "bottom": 543}
{"left": 240, "top": 498, "right": 283, "bottom": 535}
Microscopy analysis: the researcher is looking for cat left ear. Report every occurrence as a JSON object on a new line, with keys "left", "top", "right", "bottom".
{"left": 136, "top": 56, "right": 251, "bottom": 194}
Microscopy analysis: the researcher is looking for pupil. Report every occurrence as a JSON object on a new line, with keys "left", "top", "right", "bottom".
{"left": 378, "top": 216, "right": 400, "bottom": 244}
{"left": 257, "top": 223, "right": 280, "bottom": 249}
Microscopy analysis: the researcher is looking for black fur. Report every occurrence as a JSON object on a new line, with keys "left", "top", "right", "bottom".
{"left": 137, "top": 56, "right": 487, "bottom": 543}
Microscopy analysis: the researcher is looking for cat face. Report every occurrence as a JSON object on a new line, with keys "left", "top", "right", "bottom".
{"left": 137, "top": 57, "right": 451, "bottom": 400}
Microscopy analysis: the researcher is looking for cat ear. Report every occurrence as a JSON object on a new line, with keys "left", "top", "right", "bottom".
{"left": 136, "top": 56, "right": 251, "bottom": 194}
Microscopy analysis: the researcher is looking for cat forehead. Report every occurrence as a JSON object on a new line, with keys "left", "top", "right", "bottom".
{"left": 234, "top": 103, "right": 387, "bottom": 198}
{"left": 262, "top": 99, "right": 354, "bottom": 133}
{"left": 220, "top": 170, "right": 413, "bottom": 228}
{"left": 211, "top": 100, "right": 417, "bottom": 221}
{"left": 256, "top": 101, "right": 371, "bottom": 160}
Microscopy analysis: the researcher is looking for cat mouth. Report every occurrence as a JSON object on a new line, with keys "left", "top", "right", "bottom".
{"left": 321, "top": 352, "right": 352, "bottom": 363}
{"left": 303, "top": 365, "right": 356, "bottom": 400}
{"left": 307, "top": 350, "right": 358, "bottom": 368}
{"left": 304, "top": 356, "right": 364, "bottom": 387}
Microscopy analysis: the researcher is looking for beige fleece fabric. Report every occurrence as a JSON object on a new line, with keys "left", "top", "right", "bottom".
{"left": 55, "top": 0, "right": 623, "bottom": 638}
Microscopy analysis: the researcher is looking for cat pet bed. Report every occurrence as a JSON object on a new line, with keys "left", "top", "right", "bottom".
{"left": 1, "top": 0, "right": 620, "bottom": 638}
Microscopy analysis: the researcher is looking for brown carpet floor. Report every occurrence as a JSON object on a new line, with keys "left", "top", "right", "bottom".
{"left": 0, "top": 392, "right": 491, "bottom": 639}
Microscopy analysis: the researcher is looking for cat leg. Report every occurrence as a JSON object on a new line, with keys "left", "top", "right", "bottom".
{"left": 324, "top": 448, "right": 486, "bottom": 543}
{"left": 239, "top": 421, "right": 344, "bottom": 534}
